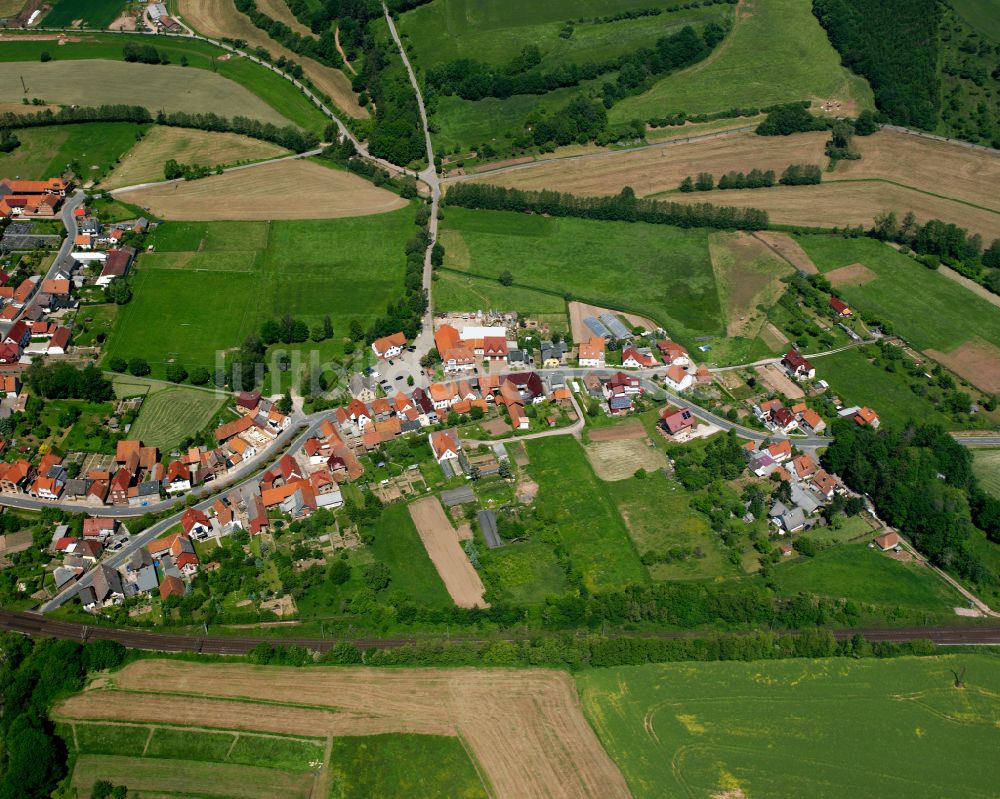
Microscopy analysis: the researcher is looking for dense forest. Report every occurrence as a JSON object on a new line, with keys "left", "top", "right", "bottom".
{"left": 813, "top": 0, "right": 1000, "bottom": 145}
{"left": 445, "top": 184, "right": 768, "bottom": 230}
{"left": 822, "top": 421, "right": 995, "bottom": 585}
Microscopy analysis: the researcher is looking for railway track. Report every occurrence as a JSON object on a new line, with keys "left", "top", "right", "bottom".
{"left": 4, "top": 609, "right": 1000, "bottom": 656}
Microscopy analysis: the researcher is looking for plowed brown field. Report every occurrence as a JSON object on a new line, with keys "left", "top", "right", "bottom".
{"left": 408, "top": 496, "right": 488, "bottom": 608}
{"left": 99, "top": 660, "right": 631, "bottom": 799}
{"left": 178, "top": 0, "right": 366, "bottom": 120}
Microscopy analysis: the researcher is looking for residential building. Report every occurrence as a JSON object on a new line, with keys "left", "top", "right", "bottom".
{"left": 659, "top": 405, "right": 696, "bottom": 436}
{"left": 781, "top": 349, "right": 816, "bottom": 380}
{"left": 577, "top": 336, "right": 605, "bottom": 367}
{"left": 663, "top": 364, "right": 694, "bottom": 392}
{"left": 371, "top": 331, "right": 406, "bottom": 360}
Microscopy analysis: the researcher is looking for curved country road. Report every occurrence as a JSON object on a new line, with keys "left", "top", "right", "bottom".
{"left": 3, "top": 609, "right": 999, "bottom": 654}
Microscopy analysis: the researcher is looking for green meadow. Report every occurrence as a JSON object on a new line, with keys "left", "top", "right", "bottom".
{"left": 578, "top": 655, "right": 1000, "bottom": 799}
{"left": 972, "top": 449, "right": 1000, "bottom": 500}
{"left": 611, "top": 0, "right": 873, "bottom": 122}
{"left": 440, "top": 207, "right": 722, "bottom": 345}
{"left": 103, "top": 210, "right": 411, "bottom": 378}
{"left": 0, "top": 122, "right": 145, "bottom": 181}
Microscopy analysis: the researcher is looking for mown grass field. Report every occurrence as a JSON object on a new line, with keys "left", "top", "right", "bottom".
{"left": 440, "top": 207, "right": 721, "bottom": 346}
{"left": 434, "top": 269, "right": 569, "bottom": 318}
{"left": 800, "top": 236, "right": 1000, "bottom": 354}
{"left": 611, "top": 0, "right": 873, "bottom": 122}
{"left": 0, "top": 34, "right": 328, "bottom": 131}
{"left": 613, "top": 471, "right": 738, "bottom": 581}
{"left": 950, "top": 0, "right": 1000, "bottom": 41}
{"left": 327, "top": 734, "right": 488, "bottom": 799}
{"left": 772, "top": 543, "right": 962, "bottom": 611}
{"left": 0, "top": 60, "right": 290, "bottom": 126}
{"left": 102, "top": 126, "right": 288, "bottom": 189}
{"left": 577, "top": 655, "right": 1000, "bottom": 799}
{"left": 0, "top": 122, "right": 145, "bottom": 182}
{"left": 972, "top": 449, "right": 1000, "bottom": 499}
{"left": 103, "top": 210, "right": 411, "bottom": 378}
{"left": 117, "top": 380, "right": 230, "bottom": 450}
{"left": 526, "top": 436, "right": 646, "bottom": 592}
{"left": 43, "top": 0, "right": 124, "bottom": 27}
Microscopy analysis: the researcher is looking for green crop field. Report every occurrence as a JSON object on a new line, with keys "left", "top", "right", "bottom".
{"left": 369, "top": 503, "right": 454, "bottom": 608}
{"left": 112, "top": 377, "right": 230, "bottom": 449}
{"left": 950, "top": 0, "right": 1000, "bottom": 41}
{"left": 327, "top": 734, "right": 488, "bottom": 799}
{"left": 800, "top": 236, "right": 1000, "bottom": 354}
{"left": 0, "top": 35, "right": 327, "bottom": 131}
{"left": 0, "top": 122, "right": 146, "bottom": 182}
{"left": 613, "top": 471, "right": 737, "bottom": 580}
{"left": 440, "top": 207, "right": 721, "bottom": 345}
{"left": 972, "top": 449, "right": 1000, "bottom": 499}
{"left": 526, "top": 436, "right": 646, "bottom": 592}
{"left": 400, "top": 0, "right": 731, "bottom": 69}
{"left": 103, "top": 211, "right": 411, "bottom": 379}
{"left": 772, "top": 542, "right": 962, "bottom": 611}
{"left": 611, "top": 0, "right": 873, "bottom": 123}
{"left": 43, "top": 0, "right": 124, "bottom": 27}
{"left": 577, "top": 654, "right": 1000, "bottom": 799}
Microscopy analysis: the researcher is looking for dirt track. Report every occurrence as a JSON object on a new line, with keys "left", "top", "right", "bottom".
{"left": 121, "top": 160, "right": 406, "bottom": 220}
{"left": 102, "top": 660, "right": 632, "bottom": 799}
{"left": 752, "top": 231, "right": 818, "bottom": 274}
{"left": 408, "top": 496, "right": 488, "bottom": 609}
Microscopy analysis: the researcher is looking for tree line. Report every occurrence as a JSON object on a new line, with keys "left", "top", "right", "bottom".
{"left": 445, "top": 183, "right": 769, "bottom": 230}
{"left": 234, "top": 0, "right": 343, "bottom": 70}
{"left": 822, "top": 420, "right": 993, "bottom": 585}
{"left": 425, "top": 24, "right": 722, "bottom": 104}
{"left": 0, "top": 105, "right": 319, "bottom": 153}
{"left": 680, "top": 168, "right": 783, "bottom": 192}
{"left": 122, "top": 42, "right": 173, "bottom": 65}
{"left": 813, "top": 0, "right": 940, "bottom": 129}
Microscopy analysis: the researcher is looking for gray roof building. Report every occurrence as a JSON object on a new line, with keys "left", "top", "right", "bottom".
{"left": 477, "top": 509, "right": 503, "bottom": 549}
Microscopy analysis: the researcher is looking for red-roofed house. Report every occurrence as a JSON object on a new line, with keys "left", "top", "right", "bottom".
{"left": 483, "top": 336, "right": 508, "bottom": 361}
{"left": 47, "top": 327, "right": 70, "bottom": 355}
{"left": 371, "top": 331, "right": 406, "bottom": 359}
{"left": 181, "top": 508, "right": 211, "bottom": 537}
{"left": 621, "top": 347, "right": 656, "bottom": 369}
{"left": 659, "top": 405, "right": 696, "bottom": 436}
{"left": 429, "top": 430, "right": 461, "bottom": 464}
{"left": 781, "top": 349, "right": 815, "bottom": 380}
{"left": 854, "top": 407, "right": 880, "bottom": 429}
{"left": 663, "top": 364, "right": 694, "bottom": 392}
{"left": 873, "top": 531, "right": 900, "bottom": 551}
{"left": 830, "top": 297, "right": 852, "bottom": 317}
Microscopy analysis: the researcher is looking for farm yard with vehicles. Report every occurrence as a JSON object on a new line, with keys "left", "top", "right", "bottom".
{"left": 0, "top": 0, "right": 999, "bottom": 796}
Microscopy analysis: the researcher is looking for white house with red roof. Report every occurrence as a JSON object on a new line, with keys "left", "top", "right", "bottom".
{"left": 621, "top": 346, "right": 657, "bottom": 369}
{"left": 663, "top": 364, "right": 694, "bottom": 392}
{"left": 781, "top": 348, "right": 815, "bottom": 380}
{"left": 429, "top": 429, "right": 461, "bottom": 464}
{"left": 371, "top": 331, "right": 406, "bottom": 360}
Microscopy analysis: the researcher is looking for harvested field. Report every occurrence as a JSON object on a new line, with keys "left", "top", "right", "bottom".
{"left": 56, "top": 691, "right": 453, "bottom": 738}
{"left": 568, "top": 301, "right": 658, "bottom": 343}
{"left": 709, "top": 231, "right": 792, "bottom": 339}
{"left": 669, "top": 181, "right": 1000, "bottom": 240}
{"left": 587, "top": 420, "right": 647, "bottom": 442}
{"left": 0, "top": 60, "right": 290, "bottom": 126}
{"left": 408, "top": 496, "right": 488, "bottom": 608}
{"left": 256, "top": 0, "right": 314, "bottom": 38}
{"left": 826, "top": 262, "right": 877, "bottom": 287}
{"left": 752, "top": 231, "right": 818, "bottom": 274}
{"left": 0, "top": 1, "right": 24, "bottom": 16}
{"left": 466, "top": 131, "right": 828, "bottom": 198}
{"left": 103, "top": 126, "right": 288, "bottom": 190}
{"left": 0, "top": 101, "right": 59, "bottom": 115}
{"left": 107, "top": 660, "right": 631, "bottom": 799}
{"left": 72, "top": 755, "right": 314, "bottom": 799}
{"left": 118, "top": 160, "right": 407, "bottom": 220}
{"left": 178, "top": 0, "right": 366, "bottom": 120}
{"left": 755, "top": 363, "right": 804, "bottom": 399}
{"left": 926, "top": 338, "right": 1000, "bottom": 394}
{"left": 833, "top": 129, "right": 1000, "bottom": 214}
{"left": 585, "top": 438, "right": 668, "bottom": 481}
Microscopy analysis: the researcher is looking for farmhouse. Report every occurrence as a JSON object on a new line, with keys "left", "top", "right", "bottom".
{"left": 782, "top": 349, "right": 815, "bottom": 380}
{"left": 371, "top": 331, "right": 406, "bottom": 360}
{"left": 829, "top": 297, "right": 852, "bottom": 317}
{"left": 97, "top": 247, "right": 136, "bottom": 287}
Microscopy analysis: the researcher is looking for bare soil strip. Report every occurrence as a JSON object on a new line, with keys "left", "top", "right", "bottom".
{"left": 938, "top": 265, "right": 1000, "bottom": 311}
{"left": 587, "top": 421, "right": 647, "bottom": 442}
{"left": 927, "top": 338, "right": 1000, "bottom": 394}
{"left": 111, "top": 661, "right": 632, "bottom": 799}
{"left": 751, "top": 231, "right": 819, "bottom": 274}
{"left": 178, "top": 0, "right": 366, "bottom": 120}
{"left": 466, "top": 131, "right": 828, "bottom": 199}
{"left": 826, "top": 262, "right": 877, "bottom": 287}
{"left": 755, "top": 363, "right": 804, "bottom": 399}
{"left": 408, "top": 496, "right": 488, "bottom": 609}
{"left": 120, "top": 160, "right": 406, "bottom": 220}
